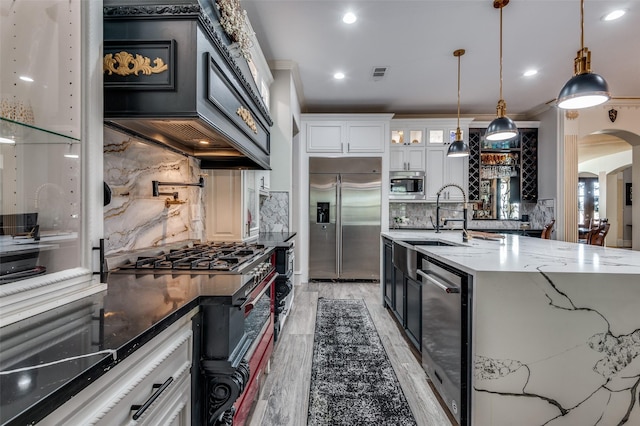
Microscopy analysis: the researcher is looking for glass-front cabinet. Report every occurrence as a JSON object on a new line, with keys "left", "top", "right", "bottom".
{"left": 390, "top": 127, "right": 425, "bottom": 172}
{"left": 0, "top": 119, "right": 82, "bottom": 282}
{"left": 1, "top": 0, "right": 105, "bottom": 326}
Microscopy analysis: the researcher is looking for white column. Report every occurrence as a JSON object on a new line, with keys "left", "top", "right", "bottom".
{"left": 633, "top": 145, "right": 640, "bottom": 251}
{"left": 562, "top": 134, "right": 579, "bottom": 242}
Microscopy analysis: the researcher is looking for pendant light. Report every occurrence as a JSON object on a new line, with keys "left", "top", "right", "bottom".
{"left": 486, "top": 0, "right": 518, "bottom": 142}
{"left": 557, "top": 0, "right": 610, "bottom": 109}
{"left": 447, "top": 49, "right": 469, "bottom": 157}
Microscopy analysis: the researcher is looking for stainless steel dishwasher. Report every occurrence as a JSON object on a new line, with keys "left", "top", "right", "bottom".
{"left": 417, "top": 257, "right": 471, "bottom": 425}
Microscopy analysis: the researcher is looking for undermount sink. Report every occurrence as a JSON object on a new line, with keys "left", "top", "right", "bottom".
{"left": 392, "top": 239, "right": 464, "bottom": 280}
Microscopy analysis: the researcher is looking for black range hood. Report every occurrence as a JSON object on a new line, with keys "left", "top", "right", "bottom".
{"left": 103, "top": 0, "right": 272, "bottom": 169}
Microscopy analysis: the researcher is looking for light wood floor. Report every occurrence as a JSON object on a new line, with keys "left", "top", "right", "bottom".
{"left": 248, "top": 282, "right": 453, "bottom": 426}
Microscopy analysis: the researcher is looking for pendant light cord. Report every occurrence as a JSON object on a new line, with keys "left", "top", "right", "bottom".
{"left": 457, "top": 53, "right": 461, "bottom": 130}
{"left": 499, "top": 5, "right": 503, "bottom": 101}
{"left": 580, "top": 0, "right": 584, "bottom": 51}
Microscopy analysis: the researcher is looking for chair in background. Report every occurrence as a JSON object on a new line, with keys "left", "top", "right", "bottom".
{"left": 541, "top": 219, "right": 555, "bottom": 239}
{"left": 589, "top": 223, "right": 610, "bottom": 246}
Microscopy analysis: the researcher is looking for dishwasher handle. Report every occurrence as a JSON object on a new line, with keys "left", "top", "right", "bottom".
{"left": 417, "top": 269, "right": 460, "bottom": 294}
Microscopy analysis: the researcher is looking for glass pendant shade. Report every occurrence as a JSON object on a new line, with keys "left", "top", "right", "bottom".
{"left": 486, "top": 116, "right": 518, "bottom": 141}
{"left": 447, "top": 139, "right": 469, "bottom": 157}
{"left": 557, "top": 72, "right": 610, "bottom": 109}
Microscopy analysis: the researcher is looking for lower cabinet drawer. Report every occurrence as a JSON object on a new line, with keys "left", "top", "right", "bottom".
{"left": 42, "top": 309, "right": 196, "bottom": 425}
{"left": 137, "top": 372, "right": 191, "bottom": 426}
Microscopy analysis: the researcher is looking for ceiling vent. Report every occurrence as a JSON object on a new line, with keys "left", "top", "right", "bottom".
{"left": 371, "top": 66, "right": 389, "bottom": 81}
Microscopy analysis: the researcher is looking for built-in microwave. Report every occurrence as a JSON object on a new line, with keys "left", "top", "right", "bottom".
{"left": 390, "top": 171, "right": 426, "bottom": 200}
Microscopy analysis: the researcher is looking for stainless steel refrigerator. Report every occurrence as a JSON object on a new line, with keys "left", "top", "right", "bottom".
{"left": 309, "top": 157, "right": 381, "bottom": 280}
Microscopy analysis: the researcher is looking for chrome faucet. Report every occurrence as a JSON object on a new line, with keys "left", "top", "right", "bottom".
{"left": 435, "top": 183, "right": 468, "bottom": 234}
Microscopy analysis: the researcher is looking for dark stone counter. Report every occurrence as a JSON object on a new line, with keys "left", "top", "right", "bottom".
{"left": 0, "top": 266, "right": 267, "bottom": 425}
{"left": 257, "top": 232, "right": 296, "bottom": 247}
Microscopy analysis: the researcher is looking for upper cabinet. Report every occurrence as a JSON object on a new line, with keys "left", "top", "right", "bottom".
{"left": 1, "top": 1, "right": 105, "bottom": 326}
{"left": 205, "top": 170, "right": 261, "bottom": 242}
{"left": 256, "top": 170, "right": 270, "bottom": 195}
{"left": 390, "top": 118, "right": 472, "bottom": 201}
{"left": 425, "top": 145, "right": 469, "bottom": 202}
{"left": 303, "top": 114, "right": 393, "bottom": 154}
{"left": 390, "top": 127, "right": 425, "bottom": 171}
{"left": 0, "top": 119, "right": 84, "bottom": 279}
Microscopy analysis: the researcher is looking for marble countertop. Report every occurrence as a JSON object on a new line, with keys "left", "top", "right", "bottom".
{"left": 382, "top": 230, "right": 640, "bottom": 275}
{"left": 0, "top": 265, "right": 271, "bottom": 425}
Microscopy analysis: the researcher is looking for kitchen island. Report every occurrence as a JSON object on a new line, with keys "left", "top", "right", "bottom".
{"left": 382, "top": 230, "right": 640, "bottom": 426}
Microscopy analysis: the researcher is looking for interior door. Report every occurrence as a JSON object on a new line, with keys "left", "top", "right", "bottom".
{"left": 309, "top": 173, "right": 338, "bottom": 279}
{"left": 339, "top": 173, "right": 381, "bottom": 279}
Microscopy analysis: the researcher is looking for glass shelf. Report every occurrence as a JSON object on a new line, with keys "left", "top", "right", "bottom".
{"left": 1, "top": 118, "right": 82, "bottom": 284}
{"left": 1, "top": 117, "right": 80, "bottom": 145}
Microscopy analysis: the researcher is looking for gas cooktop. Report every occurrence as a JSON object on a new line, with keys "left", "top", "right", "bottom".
{"left": 115, "top": 242, "right": 267, "bottom": 273}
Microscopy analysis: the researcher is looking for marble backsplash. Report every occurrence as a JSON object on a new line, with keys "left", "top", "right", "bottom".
{"left": 260, "top": 191, "right": 289, "bottom": 233}
{"left": 390, "top": 199, "right": 555, "bottom": 232}
{"left": 103, "top": 127, "right": 205, "bottom": 255}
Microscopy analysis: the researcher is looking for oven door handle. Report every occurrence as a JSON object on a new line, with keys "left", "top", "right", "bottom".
{"left": 242, "top": 272, "right": 276, "bottom": 315}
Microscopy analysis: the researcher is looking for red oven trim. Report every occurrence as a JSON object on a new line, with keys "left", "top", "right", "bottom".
{"left": 233, "top": 278, "right": 275, "bottom": 426}
{"left": 243, "top": 268, "right": 276, "bottom": 317}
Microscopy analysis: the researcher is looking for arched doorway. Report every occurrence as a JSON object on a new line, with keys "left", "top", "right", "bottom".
{"left": 578, "top": 133, "right": 632, "bottom": 247}
{"left": 558, "top": 101, "right": 640, "bottom": 250}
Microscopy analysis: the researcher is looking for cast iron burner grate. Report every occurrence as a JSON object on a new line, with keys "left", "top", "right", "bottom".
{"left": 117, "top": 242, "right": 266, "bottom": 271}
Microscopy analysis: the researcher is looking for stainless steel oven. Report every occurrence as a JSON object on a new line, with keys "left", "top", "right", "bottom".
{"left": 273, "top": 240, "right": 294, "bottom": 341}
{"left": 418, "top": 256, "right": 471, "bottom": 425}
{"left": 390, "top": 171, "right": 426, "bottom": 200}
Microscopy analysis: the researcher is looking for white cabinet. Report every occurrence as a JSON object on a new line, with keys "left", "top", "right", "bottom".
{"left": 256, "top": 170, "right": 270, "bottom": 194}
{"left": 244, "top": 170, "right": 259, "bottom": 238}
{"left": 390, "top": 118, "right": 472, "bottom": 202}
{"left": 303, "top": 114, "right": 393, "bottom": 154}
{"left": 206, "top": 171, "right": 260, "bottom": 241}
{"left": 390, "top": 147, "right": 425, "bottom": 171}
{"left": 425, "top": 146, "right": 469, "bottom": 202}
{"left": 346, "top": 121, "right": 387, "bottom": 152}
{"left": 306, "top": 121, "right": 343, "bottom": 152}
{"left": 42, "top": 309, "right": 197, "bottom": 426}
{"left": 0, "top": 2, "right": 107, "bottom": 326}
{"left": 390, "top": 127, "right": 425, "bottom": 171}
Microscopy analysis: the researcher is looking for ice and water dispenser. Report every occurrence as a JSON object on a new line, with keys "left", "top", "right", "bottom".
{"left": 316, "top": 202, "right": 330, "bottom": 224}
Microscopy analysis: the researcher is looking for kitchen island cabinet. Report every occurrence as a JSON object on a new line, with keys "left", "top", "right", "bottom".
{"left": 382, "top": 230, "right": 640, "bottom": 425}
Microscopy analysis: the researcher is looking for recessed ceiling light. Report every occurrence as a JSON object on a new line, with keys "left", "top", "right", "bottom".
{"left": 199, "top": 140, "right": 210, "bottom": 145}
{"left": 19, "top": 76, "right": 34, "bottom": 82}
{"left": 603, "top": 10, "right": 625, "bottom": 21}
{"left": 342, "top": 12, "right": 357, "bottom": 24}
{"left": 523, "top": 69, "right": 538, "bottom": 77}
{"left": 334, "top": 72, "right": 345, "bottom": 80}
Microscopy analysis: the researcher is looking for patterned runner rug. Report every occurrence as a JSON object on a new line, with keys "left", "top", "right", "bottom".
{"left": 307, "top": 298, "right": 417, "bottom": 425}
